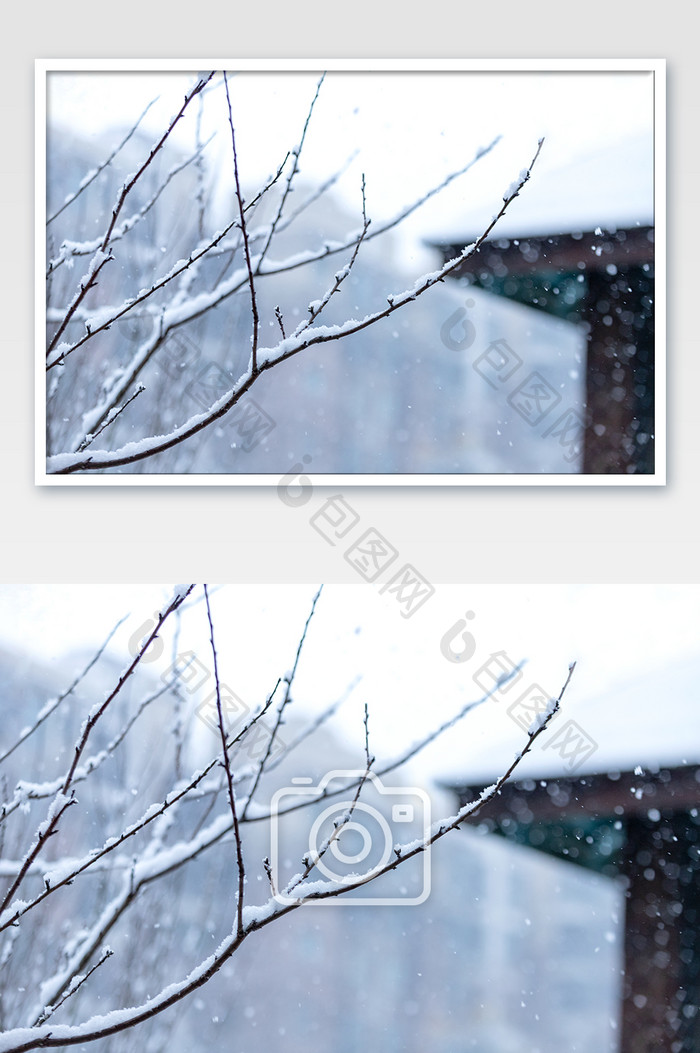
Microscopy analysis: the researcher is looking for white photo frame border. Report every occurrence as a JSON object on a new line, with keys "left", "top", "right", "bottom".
{"left": 36, "top": 57, "right": 666, "bottom": 487}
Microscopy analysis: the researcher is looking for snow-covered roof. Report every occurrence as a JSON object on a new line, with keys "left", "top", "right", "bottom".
{"left": 442, "top": 652, "right": 700, "bottom": 786}
{"left": 428, "top": 131, "right": 655, "bottom": 244}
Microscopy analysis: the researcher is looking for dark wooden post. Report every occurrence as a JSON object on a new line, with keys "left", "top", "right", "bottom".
{"left": 621, "top": 814, "right": 684, "bottom": 1050}
{"left": 430, "top": 225, "right": 656, "bottom": 475}
{"left": 450, "top": 768, "right": 700, "bottom": 1053}
{"left": 581, "top": 263, "right": 655, "bottom": 475}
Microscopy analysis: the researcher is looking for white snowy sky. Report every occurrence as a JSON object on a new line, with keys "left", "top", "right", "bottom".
{"left": 1, "top": 584, "right": 696, "bottom": 786}
{"left": 46, "top": 65, "right": 656, "bottom": 268}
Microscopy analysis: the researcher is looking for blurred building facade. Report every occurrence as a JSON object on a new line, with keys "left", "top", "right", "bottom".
{"left": 429, "top": 132, "right": 657, "bottom": 475}
{"left": 447, "top": 655, "right": 700, "bottom": 1053}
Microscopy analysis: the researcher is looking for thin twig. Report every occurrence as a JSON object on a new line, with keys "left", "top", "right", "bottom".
{"left": 264, "top": 674, "right": 361, "bottom": 774}
{"left": 255, "top": 72, "right": 326, "bottom": 272}
{"left": 300, "top": 661, "right": 576, "bottom": 897}
{"left": 51, "top": 151, "right": 292, "bottom": 450}
{"left": 271, "top": 140, "right": 546, "bottom": 367}
{"left": 34, "top": 948, "right": 114, "bottom": 1026}
{"left": 46, "top": 74, "right": 215, "bottom": 360}
{"left": 1, "top": 675, "right": 179, "bottom": 826}
{"left": 249, "top": 148, "right": 358, "bottom": 256}
{"left": 0, "top": 793, "right": 77, "bottom": 918}
{"left": 203, "top": 584, "right": 245, "bottom": 935}
{"left": 46, "top": 212, "right": 240, "bottom": 373}
{"left": 98, "top": 75, "right": 214, "bottom": 257}
{"left": 168, "top": 607, "right": 186, "bottom": 781}
{"left": 0, "top": 694, "right": 278, "bottom": 932}
{"left": 363, "top": 700, "right": 373, "bottom": 769}
{"left": 223, "top": 72, "right": 260, "bottom": 375}
{"left": 60, "top": 587, "right": 194, "bottom": 798}
{"left": 47, "top": 97, "right": 159, "bottom": 225}
{"left": 190, "top": 676, "right": 282, "bottom": 841}
{"left": 194, "top": 91, "right": 207, "bottom": 241}
{"left": 240, "top": 586, "right": 323, "bottom": 820}
{"left": 76, "top": 385, "right": 145, "bottom": 452}
{"left": 240, "top": 662, "right": 527, "bottom": 827}
{"left": 294, "top": 173, "right": 370, "bottom": 336}
{"left": 47, "top": 137, "right": 216, "bottom": 277}
{"left": 0, "top": 615, "right": 128, "bottom": 768}
{"left": 284, "top": 700, "right": 375, "bottom": 895}
{"left": 0, "top": 586, "right": 194, "bottom": 919}
{"left": 255, "top": 136, "right": 501, "bottom": 277}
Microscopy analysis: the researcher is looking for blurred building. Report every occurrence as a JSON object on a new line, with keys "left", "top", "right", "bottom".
{"left": 429, "top": 132, "right": 657, "bottom": 475}
{"left": 447, "top": 655, "right": 700, "bottom": 1052}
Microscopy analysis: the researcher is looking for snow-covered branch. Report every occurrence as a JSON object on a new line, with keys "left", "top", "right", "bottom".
{"left": 47, "top": 139, "right": 543, "bottom": 475}
{"left": 0, "top": 581, "right": 577, "bottom": 1052}
{"left": 44, "top": 68, "right": 542, "bottom": 475}
{"left": 46, "top": 137, "right": 215, "bottom": 278}
{"left": 46, "top": 96, "right": 160, "bottom": 226}
{"left": 0, "top": 617, "right": 128, "bottom": 771}
{"left": 46, "top": 75, "right": 214, "bottom": 366}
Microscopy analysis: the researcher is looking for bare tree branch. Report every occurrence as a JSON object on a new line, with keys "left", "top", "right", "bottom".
{"left": 255, "top": 72, "right": 325, "bottom": 272}
{"left": 203, "top": 584, "right": 245, "bottom": 935}
{"left": 293, "top": 173, "right": 370, "bottom": 336}
{"left": 0, "top": 583, "right": 582, "bottom": 1053}
{"left": 47, "top": 137, "right": 216, "bottom": 277}
{"left": 0, "top": 586, "right": 194, "bottom": 921}
{"left": 240, "top": 586, "right": 323, "bottom": 820}
{"left": 46, "top": 97, "right": 159, "bottom": 226}
{"left": 0, "top": 642, "right": 575, "bottom": 1053}
{"left": 46, "top": 75, "right": 214, "bottom": 361}
{"left": 223, "top": 73, "right": 260, "bottom": 375}
{"left": 75, "top": 385, "right": 145, "bottom": 452}
{"left": 0, "top": 616, "right": 128, "bottom": 769}
{"left": 33, "top": 949, "right": 114, "bottom": 1027}
{"left": 45, "top": 65, "right": 535, "bottom": 477}
{"left": 46, "top": 141, "right": 544, "bottom": 474}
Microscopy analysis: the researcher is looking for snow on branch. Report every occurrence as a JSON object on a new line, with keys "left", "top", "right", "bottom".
{"left": 0, "top": 673, "right": 171, "bottom": 827}
{"left": 45, "top": 66, "right": 541, "bottom": 475}
{"left": 293, "top": 175, "right": 370, "bottom": 337}
{"left": 203, "top": 584, "right": 246, "bottom": 934}
{"left": 255, "top": 72, "right": 326, "bottom": 272}
{"left": 250, "top": 659, "right": 527, "bottom": 829}
{"left": 32, "top": 948, "right": 114, "bottom": 1027}
{"left": 0, "top": 616, "right": 128, "bottom": 771}
{"left": 46, "top": 96, "right": 160, "bottom": 226}
{"left": 46, "top": 139, "right": 543, "bottom": 475}
{"left": 281, "top": 661, "right": 575, "bottom": 901}
{"left": 0, "top": 587, "right": 194, "bottom": 924}
{"left": 46, "top": 135, "right": 216, "bottom": 278}
{"left": 46, "top": 73, "right": 215, "bottom": 369}
{"left": 0, "top": 696, "right": 278, "bottom": 932}
{"left": 223, "top": 73, "right": 260, "bottom": 375}
{"left": 0, "top": 588, "right": 577, "bottom": 1051}
{"left": 46, "top": 219, "right": 242, "bottom": 372}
